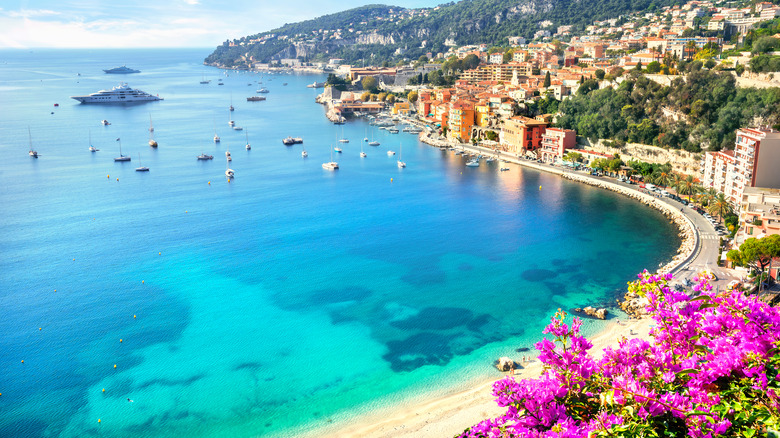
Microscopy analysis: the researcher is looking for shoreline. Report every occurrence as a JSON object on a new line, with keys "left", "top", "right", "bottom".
{"left": 325, "top": 317, "right": 654, "bottom": 438}
{"left": 316, "top": 131, "right": 697, "bottom": 438}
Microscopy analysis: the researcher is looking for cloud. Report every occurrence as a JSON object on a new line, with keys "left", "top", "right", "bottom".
{"left": 183, "top": 0, "right": 200, "bottom": 4}
{"left": 4, "top": 8, "right": 61, "bottom": 18}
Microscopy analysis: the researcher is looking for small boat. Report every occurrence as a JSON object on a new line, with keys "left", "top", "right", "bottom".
{"left": 397, "top": 143, "right": 406, "bottom": 168}
{"left": 322, "top": 145, "right": 338, "bottom": 170}
{"left": 233, "top": 126, "right": 243, "bottom": 131}
{"left": 245, "top": 130, "right": 251, "bottom": 150}
{"left": 283, "top": 82, "right": 288, "bottom": 86}
{"left": 88, "top": 130, "right": 99, "bottom": 152}
{"left": 101, "top": 119, "right": 111, "bottom": 125}
{"left": 148, "top": 115, "right": 158, "bottom": 147}
{"left": 200, "top": 74, "right": 210, "bottom": 84}
{"left": 283, "top": 137, "right": 295, "bottom": 146}
{"left": 135, "top": 153, "right": 149, "bottom": 171}
{"left": 225, "top": 156, "right": 234, "bottom": 179}
{"left": 247, "top": 96, "right": 266, "bottom": 102}
{"left": 334, "top": 147, "right": 342, "bottom": 153}
{"left": 114, "top": 138, "right": 131, "bottom": 162}
{"left": 369, "top": 141, "right": 380, "bottom": 146}
{"left": 339, "top": 138, "right": 349, "bottom": 143}
{"left": 225, "top": 145, "right": 232, "bottom": 162}
{"left": 214, "top": 122, "right": 220, "bottom": 143}
{"left": 257, "top": 87, "right": 269, "bottom": 93}
{"left": 197, "top": 153, "right": 214, "bottom": 160}
{"left": 500, "top": 168, "right": 510, "bottom": 171}
{"left": 28, "top": 127, "right": 39, "bottom": 158}
{"left": 465, "top": 160, "right": 480, "bottom": 167}
{"left": 360, "top": 142, "right": 367, "bottom": 158}
{"left": 302, "top": 147, "right": 308, "bottom": 158}
{"left": 387, "top": 150, "right": 395, "bottom": 156}
{"left": 388, "top": 128, "right": 399, "bottom": 134}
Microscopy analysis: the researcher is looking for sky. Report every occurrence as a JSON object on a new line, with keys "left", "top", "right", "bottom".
{"left": 0, "top": 0, "right": 444, "bottom": 49}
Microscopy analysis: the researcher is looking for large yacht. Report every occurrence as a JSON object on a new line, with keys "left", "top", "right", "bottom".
{"left": 71, "top": 83, "right": 162, "bottom": 103}
{"left": 103, "top": 66, "right": 140, "bottom": 74}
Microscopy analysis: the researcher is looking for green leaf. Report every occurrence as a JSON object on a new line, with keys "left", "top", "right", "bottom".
{"left": 677, "top": 368, "right": 699, "bottom": 375}
{"left": 744, "top": 428, "right": 756, "bottom": 438}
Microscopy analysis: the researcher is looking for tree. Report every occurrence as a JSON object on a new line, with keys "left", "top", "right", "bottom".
{"left": 563, "top": 151, "right": 582, "bottom": 164}
{"left": 635, "top": 61, "right": 643, "bottom": 71}
{"left": 361, "top": 76, "right": 377, "bottom": 92}
{"left": 377, "top": 92, "right": 388, "bottom": 102}
{"left": 730, "top": 235, "right": 780, "bottom": 278}
{"left": 543, "top": 71, "right": 551, "bottom": 88}
{"left": 594, "top": 69, "right": 605, "bottom": 80}
{"left": 485, "top": 130, "right": 498, "bottom": 141}
{"left": 386, "top": 94, "right": 396, "bottom": 104}
{"left": 407, "top": 91, "right": 418, "bottom": 103}
{"left": 361, "top": 91, "right": 371, "bottom": 101}
{"left": 646, "top": 61, "right": 662, "bottom": 73}
{"left": 707, "top": 192, "right": 733, "bottom": 222}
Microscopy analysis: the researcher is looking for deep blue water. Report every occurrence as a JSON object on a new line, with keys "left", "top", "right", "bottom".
{"left": 0, "top": 48, "right": 680, "bottom": 437}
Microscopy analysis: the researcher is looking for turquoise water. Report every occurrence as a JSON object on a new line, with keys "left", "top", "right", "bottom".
{"left": 0, "top": 49, "right": 680, "bottom": 437}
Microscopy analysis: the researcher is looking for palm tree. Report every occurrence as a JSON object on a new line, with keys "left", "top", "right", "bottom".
{"left": 652, "top": 170, "right": 672, "bottom": 188}
{"left": 679, "top": 174, "right": 699, "bottom": 202}
{"left": 698, "top": 187, "right": 717, "bottom": 209}
{"left": 707, "top": 192, "right": 733, "bottom": 223}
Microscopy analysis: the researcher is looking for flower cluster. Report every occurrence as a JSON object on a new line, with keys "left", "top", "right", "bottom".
{"left": 459, "top": 271, "right": 780, "bottom": 438}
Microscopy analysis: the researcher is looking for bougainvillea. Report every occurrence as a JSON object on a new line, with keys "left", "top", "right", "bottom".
{"left": 459, "top": 271, "right": 780, "bottom": 438}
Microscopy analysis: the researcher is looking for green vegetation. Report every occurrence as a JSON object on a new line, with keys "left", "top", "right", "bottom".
{"left": 727, "top": 235, "right": 780, "bottom": 279}
{"left": 205, "top": 0, "right": 679, "bottom": 66}
{"left": 556, "top": 70, "right": 780, "bottom": 151}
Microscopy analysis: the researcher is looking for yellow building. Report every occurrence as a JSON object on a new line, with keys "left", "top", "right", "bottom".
{"left": 447, "top": 101, "right": 475, "bottom": 142}
{"left": 475, "top": 103, "right": 491, "bottom": 127}
{"left": 392, "top": 102, "right": 412, "bottom": 115}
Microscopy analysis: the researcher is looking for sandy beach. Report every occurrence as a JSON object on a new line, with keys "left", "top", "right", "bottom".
{"left": 327, "top": 317, "right": 654, "bottom": 437}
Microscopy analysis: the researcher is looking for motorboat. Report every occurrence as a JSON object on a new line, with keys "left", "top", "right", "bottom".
{"left": 71, "top": 83, "right": 162, "bottom": 103}
{"left": 387, "top": 150, "right": 395, "bottom": 156}
{"left": 334, "top": 147, "right": 342, "bottom": 153}
{"left": 466, "top": 160, "right": 480, "bottom": 167}
{"left": 247, "top": 96, "right": 266, "bottom": 102}
{"left": 103, "top": 65, "right": 140, "bottom": 74}
{"left": 101, "top": 119, "right": 111, "bottom": 125}
{"left": 197, "top": 153, "right": 214, "bottom": 160}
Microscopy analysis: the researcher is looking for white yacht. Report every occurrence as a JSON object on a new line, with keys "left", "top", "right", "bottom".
{"left": 71, "top": 83, "right": 162, "bottom": 103}
{"left": 387, "top": 150, "right": 395, "bottom": 156}
{"left": 397, "top": 143, "right": 406, "bottom": 168}
{"left": 104, "top": 66, "right": 140, "bottom": 74}
{"left": 225, "top": 158, "right": 235, "bottom": 179}
{"left": 28, "top": 128, "right": 38, "bottom": 158}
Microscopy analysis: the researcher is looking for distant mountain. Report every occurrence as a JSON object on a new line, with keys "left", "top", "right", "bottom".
{"left": 205, "top": 0, "right": 673, "bottom": 67}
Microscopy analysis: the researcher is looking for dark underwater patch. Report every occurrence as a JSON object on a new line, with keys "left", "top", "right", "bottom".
{"left": 522, "top": 269, "right": 558, "bottom": 282}
{"left": 390, "top": 307, "right": 473, "bottom": 331}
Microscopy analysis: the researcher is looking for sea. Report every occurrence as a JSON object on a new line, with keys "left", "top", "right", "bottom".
{"left": 0, "top": 48, "right": 680, "bottom": 437}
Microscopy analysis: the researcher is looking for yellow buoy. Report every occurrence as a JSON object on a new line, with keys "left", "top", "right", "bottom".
{"left": 54, "top": 289, "right": 56, "bottom": 292}
{"left": 119, "top": 339, "right": 123, "bottom": 343}
{"left": 116, "top": 178, "right": 119, "bottom": 182}
{"left": 102, "top": 388, "right": 105, "bottom": 393}
{"left": 107, "top": 175, "right": 110, "bottom": 179}
{"left": 133, "top": 315, "right": 136, "bottom": 319}
{"left": 113, "top": 364, "right": 117, "bottom": 369}
{"left": 141, "top": 280, "right": 144, "bottom": 284}
{"left": 98, "top": 419, "right": 101, "bottom": 423}
{"left": 390, "top": 178, "right": 393, "bottom": 182}
{"left": 21, "top": 360, "right": 24, "bottom": 363}
{"left": 208, "top": 181, "right": 211, "bottom": 185}
{"left": 539, "top": 185, "right": 542, "bottom": 190}
{"left": 39, "top": 327, "right": 42, "bottom": 331}
{"left": 73, "top": 258, "right": 75, "bottom": 261}
{"left": 158, "top": 252, "right": 161, "bottom": 256}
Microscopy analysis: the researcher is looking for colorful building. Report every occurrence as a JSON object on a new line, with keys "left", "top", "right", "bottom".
{"left": 539, "top": 128, "right": 577, "bottom": 163}
{"left": 446, "top": 101, "right": 475, "bottom": 142}
{"left": 500, "top": 116, "right": 549, "bottom": 154}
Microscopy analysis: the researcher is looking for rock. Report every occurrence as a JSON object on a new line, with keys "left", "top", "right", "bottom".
{"left": 495, "top": 356, "right": 516, "bottom": 372}
{"left": 582, "top": 306, "right": 608, "bottom": 320}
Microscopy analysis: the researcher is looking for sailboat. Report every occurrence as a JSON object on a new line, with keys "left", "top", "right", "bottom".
{"left": 360, "top": 142, "right": 366, "bottom": 158}
{"left": 397, "top": 142, "right": 406, "bottom": 168}
{"left": 245, "top": 129, "right": 251, "bottom": 150}
{"left": 301, "top": 143, "right": 308, "bottom": 158}
{"left": 228, "top": 110, "right": 234, "bottom": 127}
{"left": 213, "top": 123, "right": 220, "bottom": 143}
{"left": 136, "top": 153, "right": 149, "bottom": 171}
{"left": 339, "top": 125, "right": 349, "bottom": 143}
{"left": 28, "top": 127, "right": 38, "bottom": 158}
{"left": 200, "top": 73, "right": 210, "bottom": 84}
{"left": 322, "top": 145, "right": 338, "bottom": 170}
{"left": 88, "top": 130, "right": 99, "bottom": 152}
{"left": 229, "top": 94, "right": 234, "bottom": 112}
{"left": 148, "top": 115, "right": 158, "bottom": 147}
{"left": 368, "top": 127, "right": 380, "bottom": 146}
{"left": 225, "top": 156, "right": 235, "bottom": 179}
{"left": 225, "top": 143, "right": 232, "bottom": 161}
{"left": 364, "top": 128, "right": 369, "bottom": 142}
{"left": 114, "top": 138, "right": 130, "bottom": 162}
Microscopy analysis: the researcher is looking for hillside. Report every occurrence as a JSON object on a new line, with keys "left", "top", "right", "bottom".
{"left": 205, "top": 0, "right": 676, "bottom": 67}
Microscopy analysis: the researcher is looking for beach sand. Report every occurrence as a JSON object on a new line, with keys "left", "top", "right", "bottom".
{"left": 327, "top": 317, "right": 654, "bottom": 438}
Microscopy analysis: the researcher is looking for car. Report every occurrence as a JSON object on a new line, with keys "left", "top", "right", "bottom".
{"left": 680, "top": 200, "right": 688, "bottom": 206}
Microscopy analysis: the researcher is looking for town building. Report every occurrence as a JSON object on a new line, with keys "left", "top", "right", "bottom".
{"left": 739, "top": 187, "right": 780, "bottom": 242}
{"left": 702, "top": 128, "right": 780, "bottom": 206}
{"left": 539, "top": 128, "right": 577, "bottom": 163}
{"left": 500, "top": 116, "right": 549, "bottom": 155}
